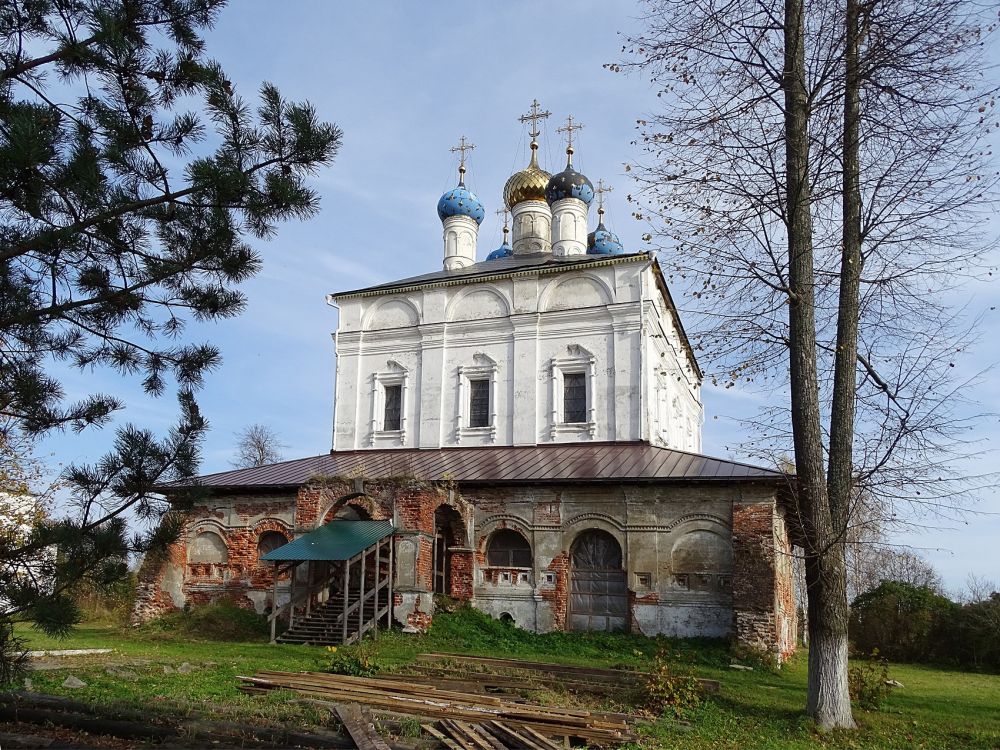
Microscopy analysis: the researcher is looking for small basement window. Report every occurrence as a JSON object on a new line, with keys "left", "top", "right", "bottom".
{"left": 486, "top": 529, "right": 532, "bottom": 568}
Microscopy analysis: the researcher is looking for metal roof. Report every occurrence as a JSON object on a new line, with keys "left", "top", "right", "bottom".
{"left": 261, "top": 520, "right": 394, "bottom": 562}
{"left": 173, "top": 442, "right": 788, "bottom": 492}
{"left": 329, "top": 251, "right": 650, "bottom": 299}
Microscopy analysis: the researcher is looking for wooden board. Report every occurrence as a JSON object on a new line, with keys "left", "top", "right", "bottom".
{"left": 334, "top": 703, "right": 392, "bottom": 750}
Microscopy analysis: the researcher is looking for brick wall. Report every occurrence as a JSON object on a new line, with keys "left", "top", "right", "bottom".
{"left": 539, "top": 551, "right": 570, "bottom": 630}
{"left": 732, "top": 499, "right": 797, "bottom": 661}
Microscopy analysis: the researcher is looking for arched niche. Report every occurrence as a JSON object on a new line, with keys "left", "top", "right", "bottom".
{"left": 188, "top": 531, "right": 228, "bottom": 564}
{"left": 670, "top": 529, "right": 732, "bottom": 594}
{"left": 446, "top": 287, "right": 510, "bottom": 322}
{"left": 257, "top": 531, "right": 288, "bottom": 560}
{"left": 322, "top": 500, "right": 372, "bottom": 525}
{"left": 363, "top": 298, "right": 419, "bottom": 331}
{"left": 540, "top": 274, "right": 613, "bottom": 312}
{"left": 486, "top": 529, "right": 532, "bottom": 568}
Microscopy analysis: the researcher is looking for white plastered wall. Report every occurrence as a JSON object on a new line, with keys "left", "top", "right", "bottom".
{"left": 331, "top": 258, "right": 703, "bottom": 452}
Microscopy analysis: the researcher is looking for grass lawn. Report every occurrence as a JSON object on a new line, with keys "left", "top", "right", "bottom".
{"left": 10, "top": 606, "right": 1000, "bottom": 749}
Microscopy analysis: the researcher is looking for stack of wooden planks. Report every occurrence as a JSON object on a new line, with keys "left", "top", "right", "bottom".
{"left": 400, "top": 653, "right": 719, "bottom": 697}
{"left": 402, "top": 654, "right": 648, "bottom": 697}
{"left": 424, "top": 718, "right": 569, "bottom": 750}
{"left": 238, "top": 670, "right": 634, "bottom": 745}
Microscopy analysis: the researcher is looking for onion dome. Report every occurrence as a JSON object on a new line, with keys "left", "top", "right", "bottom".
{"left": 437, "top": 181, "right": 485, "bottom": 225}
{"left": 503, "top": 144, "right": 551, "bottom": 210}
{"left": 545, "top": 122, "right": 594, "bottom": 205}
{"left": 587, "top": 222, "right": 624, "bottom": 255}
{"left": 487, "top": 214, "right": 512, "bottom": 260}
{"left": 546, "top": 165, "right": 594, "bottom": 205}
{"left": 486, "top": 241, "right": 512, "bottom": 260}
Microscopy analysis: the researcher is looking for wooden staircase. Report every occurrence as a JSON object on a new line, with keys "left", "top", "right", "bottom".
{"left": 276, "top": 585, "right": 390, "bottom": 646}
{"left": 268, "top": 533, "right": 393, "bottom": 646}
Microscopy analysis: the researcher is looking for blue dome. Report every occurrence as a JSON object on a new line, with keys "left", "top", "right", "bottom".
{"left": 546, "top": 165, "right": 594, "bottom": 206}
{"left": 587, "top": 223, "right": 624, "bottom": 255}
{"left": 486, "top": 242, "right": 513, "bottom": 261}
{"left": 437, "top": 184, "right": 485, "bottom": 225}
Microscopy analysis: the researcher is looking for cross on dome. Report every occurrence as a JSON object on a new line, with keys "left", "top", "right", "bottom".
{"left": 518, "top": 99, "right": 551, "bottom": 147}
{"left": 496, "top": 207, "right": 510, "bottom": 239}
{"left": 595, "top": 178, "right": 613, "bottom": 217}
{"left": 450, "top": 135, "right": 476, "bottom": 185}
{"left": 556, "top": 115, "right": 584, "bottom": 164}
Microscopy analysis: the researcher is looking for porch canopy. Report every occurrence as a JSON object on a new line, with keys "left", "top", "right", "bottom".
{"left": 262, "top": 520, "right": 394, "bottom": 562}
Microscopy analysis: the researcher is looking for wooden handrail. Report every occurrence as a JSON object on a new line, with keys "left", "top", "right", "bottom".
{"left": 268, "top": 566, "right": 340, "bottom": 624}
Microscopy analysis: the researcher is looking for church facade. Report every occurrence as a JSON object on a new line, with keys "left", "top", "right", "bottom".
{"left": 133, "top": 105, "right": 797, "bottom": 660}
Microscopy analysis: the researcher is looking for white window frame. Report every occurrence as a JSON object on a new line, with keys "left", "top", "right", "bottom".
{"left": 455, "top": 354, "right": 497, "bottom": 443}
{"left": 369, "top": 360, "right": 408, "bottom": 446}
{"left": 549, "top": 344, "right": 596, "bottom": 438}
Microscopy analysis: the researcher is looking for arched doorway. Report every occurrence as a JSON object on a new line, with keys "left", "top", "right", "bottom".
{"left": 569, "top": 529, "right": 628, "bottom": 632}
{"left": 433, "top": 505, "right": 464, "bottom": 596}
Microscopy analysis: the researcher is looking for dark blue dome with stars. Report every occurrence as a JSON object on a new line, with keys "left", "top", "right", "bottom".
{"left": 437, "top": 183, "right": 485, "bottom": 225}
{"left": 546, "top": 165, "right": 595, "bottom": 206}
{"left": 486, "top": 241, "right": 513, "bottom": 261}
{"left": 587, "top": 223, "right": 624, "bottom": 255}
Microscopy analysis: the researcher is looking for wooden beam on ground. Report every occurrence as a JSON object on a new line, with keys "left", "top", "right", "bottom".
{"left": 334, "top": 703, "right": 393, "bottom": 750}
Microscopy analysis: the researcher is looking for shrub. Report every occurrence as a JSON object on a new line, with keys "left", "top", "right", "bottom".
{"left": 142, "top": 600, "right": 269, "bottom": 641}
{"left": 327, "top": 638, "right": 379, "bottom": 677}
{"left": 644, "top": 645, "right": 703, "bottom": 717}
{"left": 849, "top": 649, "right": 893, "bottom": 711}
{"left": 849, "top": 580, "right": 956, "bottom": 662}
{"left": 70, "top": 573, "right": 137, "bottom": 626}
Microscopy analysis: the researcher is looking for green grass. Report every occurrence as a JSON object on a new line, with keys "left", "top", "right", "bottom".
{"left": 12, "top": 605, "right": 1000, "bottom": 749}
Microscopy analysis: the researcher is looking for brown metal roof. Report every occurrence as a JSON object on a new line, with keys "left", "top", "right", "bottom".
{"left": 171, "top": 442, "right": 788, "bottom": 492}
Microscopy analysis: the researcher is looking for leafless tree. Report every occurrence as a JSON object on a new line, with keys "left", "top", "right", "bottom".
{"left": 962, "top": 573, "right": 999, "bottom": 603}
{"left": 619, "top": 0, "right": 997, "bottom": 729}
{"left": 232, "top": 424, "right": 285, "bottom": 469}
{"left": 847, "top": 546, "right": 943, "bottom": 600}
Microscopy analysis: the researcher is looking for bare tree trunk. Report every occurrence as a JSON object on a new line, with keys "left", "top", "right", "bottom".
{"left": 784, "top": 0, "right": 855, "bottom": 730}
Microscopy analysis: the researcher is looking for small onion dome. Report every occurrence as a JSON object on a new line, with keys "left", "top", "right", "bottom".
{"left": 437, "top": 183, "right": 485, "bottom": 225}
{"left": 503, "top": 146, "right": 551, "bottom": 210}
{"left": 587, "top": 222, "right": 624, "bottom": 255}
{"left": 545, "top": 163, "right": 594, "bottom": 206}
{"left": 486, "top": 241, "right": 513, "bottom": 261}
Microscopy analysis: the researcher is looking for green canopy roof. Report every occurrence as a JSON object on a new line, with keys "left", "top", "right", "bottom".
{"left": 261, "top": 520, "right": 394, "bottom": 562}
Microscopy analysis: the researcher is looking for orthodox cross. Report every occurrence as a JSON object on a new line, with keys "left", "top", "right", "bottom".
{"left": 450, "top": 135, "right": 476, "bottom": 182}
{"left": 556, "top": 115, "right": 584, "bottom": 152}
{"left": 518, "top": 99, "right": 551, "bottom": 144}
{"left": 595, "top": 178, "right": 613, "bottom": 217}
{"left": 496, "top": 207, "right": 510, "bottom": 242}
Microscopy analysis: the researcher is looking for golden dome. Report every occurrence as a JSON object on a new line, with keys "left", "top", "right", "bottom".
{"left": 503, "top": 145, "right": 551, "bottom": 210}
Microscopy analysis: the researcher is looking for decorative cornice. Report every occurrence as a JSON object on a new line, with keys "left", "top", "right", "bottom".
{"left": 331, "top": 254, "right": 649, "bottom": 301}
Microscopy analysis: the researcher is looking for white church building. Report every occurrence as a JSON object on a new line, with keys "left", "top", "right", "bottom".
{"left": 134, "top": 102, "right": 797, "bottom": 659}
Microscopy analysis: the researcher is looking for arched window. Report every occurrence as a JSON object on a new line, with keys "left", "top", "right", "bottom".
{"left": 486, "top": 529, "right": 532, "bottom": 568}
{"left": 188, "top": 531, "right": 227, "bottom": 564}
{"left": 257, "top": 531, "right": 288, "bottom": 560}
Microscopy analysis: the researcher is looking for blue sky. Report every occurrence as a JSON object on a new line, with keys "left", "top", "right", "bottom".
{"left": 33, "top": 1, "right": 999, "bottom": 593}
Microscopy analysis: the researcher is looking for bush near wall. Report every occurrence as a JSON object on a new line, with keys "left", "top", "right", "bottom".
{"left": 850, "top": 581, "right": 1000, "bottom": 671}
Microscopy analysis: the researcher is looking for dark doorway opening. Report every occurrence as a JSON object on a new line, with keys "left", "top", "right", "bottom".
{"left": 569, "top": 529, "right": 628, "bottom": 632}
{"left": 433, "top": 505, "right": 464, "bottom": 596}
